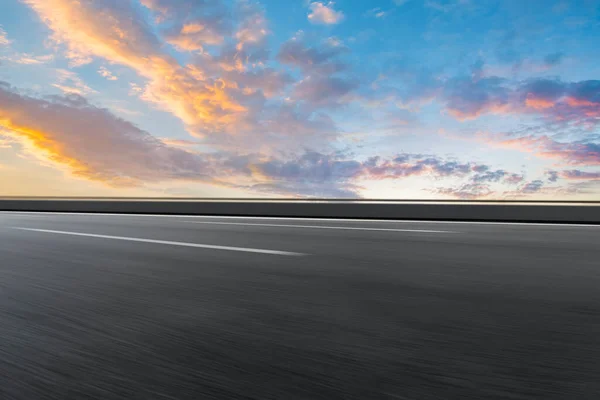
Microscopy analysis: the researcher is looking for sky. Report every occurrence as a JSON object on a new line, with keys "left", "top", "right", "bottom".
{"left": 0, "top": 0, "right": 599, "bottom": 199}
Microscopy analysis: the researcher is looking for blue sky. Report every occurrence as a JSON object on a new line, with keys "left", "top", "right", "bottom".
{"left": 0, "top": 0, "right": 599, "bottom": 199}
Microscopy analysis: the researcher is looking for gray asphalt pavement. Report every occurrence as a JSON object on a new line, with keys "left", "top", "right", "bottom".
{"left": 0, "top": 212, "right": 599, "bottom": 399}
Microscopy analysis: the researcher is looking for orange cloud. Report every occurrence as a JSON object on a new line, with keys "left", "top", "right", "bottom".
{"left": 565, "top": 97, "right": 597, "bottom": 107}
{"left": 0, "top": 84, "right": 216, "bottom": 187}
{"left": 24, "top": 0, "right": 255, "bottom": 140}
{"left": 525, "top": 94, "right": 556, "bottom": 110}
{"left": 447, "top": 103, "right": 511, "bottom": 121}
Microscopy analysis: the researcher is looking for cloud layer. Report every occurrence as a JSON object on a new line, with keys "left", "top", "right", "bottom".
{"left": 0, "top": 0, "right": 597, "bottom": 200}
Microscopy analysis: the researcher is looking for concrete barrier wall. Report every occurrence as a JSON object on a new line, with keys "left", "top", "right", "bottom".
{"left": 1, "top": 199, "right": 599, "bottom": 223}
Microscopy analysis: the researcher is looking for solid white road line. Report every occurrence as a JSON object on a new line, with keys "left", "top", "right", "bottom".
{"left": 12, "top": 228, "right": 306, "bottom": 256}
{"left": 182, "top": 221, "right": 457, "bottom": 233}
{"left": 2, "top": 211, "right": 599, "bottom": 227}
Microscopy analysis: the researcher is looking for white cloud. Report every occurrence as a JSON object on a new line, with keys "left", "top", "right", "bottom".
{"left": 365, "top": 7, "right": 390, "bottom": 18}
{"left": 0, "top": 26, "right": 10, "bottom": 46}
{"left": 52, "top": 69, "right": 96, "bottom": 95}
{"left": 308, "top": 2, "right": 344, "bottom": 25}
{"left": 0, "top": 53, "right": 54, "bottom": 65}
{"left": 98, "top": 66, "right": 118, "bottom": 81}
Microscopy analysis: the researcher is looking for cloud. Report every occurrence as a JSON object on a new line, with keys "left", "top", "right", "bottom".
{"left": 480, "top": 133, "right": 600, "bottom": 166}
{"left": 443, "top": 76, "right": 512, "bottom": 120}
{"left": 235, "top": 0, "right": 269, "bottom": 52}
{"left": 432, "top": 183, "right": 494, "bottom": 199}
{"left": 472, "top": 169, "right": 515, "bottom": 183}
{"left": 23, "top": 0, "right": 367, "bottom": 153}
{"left": 365, "top": 8, "right": 390, "bottom": 18}
{"left": 519, "top": 180, "right": 545, "bottom": 194}
{"left": 0, "top": 82, "right": 347, "bottom": 195}
{"left": 278, "top": 35, "right": 357, "bottom": 108}
{"left": 361, "top": 153, "right": 486, "bottom": 180}
{"left": 0, "top": 79, "right": 537, "bottom": 198}
{"left": 24, "top": 0, "right": 165, "bottom": 68}
{"left": 516, "top": 79, "right": 600, "bottom": 121}
{"left": 160, "top": 138, "right": 201, "bottom": 147}
{"left": 255, "top": 151, "right": 362, "bottom": 180}
{"left": 23, "top": 0, "right": 269, "bottom": 142}
{"left": 521, "top": 79, "right": 565, "bottom": 109}
{"left": 438, "top": 76, "right": 600, "bottom": 123}
{"left": 504, "top": 173, "right": 525, "bottom": 184}
{"left": 142, "top": 0, "right": 231, "bottom": 52}
{"left": 243, "top": 151, "right": 522, "bottom": 198}
{"left": 52, "top": 69, "right": 96, "bottom": 95}
{"left": 98, "top": 66, "right": 118, "bottom": 81}
{"left": 559, "top": 170, "right": 600, "bottom": 180}
{"left": 308, "top": 2, "right": 345, "bottom": 25}
{"left": 164, "top": 21, "right": 228, "bottom": 51}
{"left": 0, "top": 53, "right": 54, "bottom": 65}
{"left": 278, "top": 35, "right": 349, "bottom": 74}
{"left": 293, "top": 75, "right": 358, "bottom": 107}
{"left": 0, "top": 82, "right": 213, "bottom": 187}
{"left": 0, "top": 26, "right": 10, "bottom": 46}
{"left": 546, "top": 170, "right": 559, "bottom": 182}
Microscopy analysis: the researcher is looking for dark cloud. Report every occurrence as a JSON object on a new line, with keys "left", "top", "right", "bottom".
{"left": 364, "top": 153, "right": 485, "bottom": 179}
{"left": 439, "top": 76, "right": 600, "bottom": 123}
{"left": 253, "top": 151, "right": 363, "bottom": 182}
{"left": 569, "top": 80, "right": 600, "bottom": 105}
{"left": 520, "top": 180, "right": 545, "bottom": 194}
{"left": 471, "top": 169, "right": 507, "bottom": 183}
{"left": 521, "top": 79, "right": 565, "bottom": 103}
{"left": 546, "top": 170, "right": 559, "bottom": 182}
{"left": 560, "top": 169, "right": 600, "bottom": 180}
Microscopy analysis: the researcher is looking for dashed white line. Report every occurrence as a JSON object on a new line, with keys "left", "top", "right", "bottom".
{"left": 182, "top": 221, "right": 457, "bottom": 233}
{"left": 12, "top": 228, "right": 306, "bottom": 257}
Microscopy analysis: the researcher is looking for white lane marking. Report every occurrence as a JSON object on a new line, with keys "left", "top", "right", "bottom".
{"left": 2, "top": 211, "right": 599, "bottom": 227}
{"left": 12, "top": 228, "right": 306, "bottom": 257}
{"left": 182, "top": 221, "right": 456, "bottom": 233}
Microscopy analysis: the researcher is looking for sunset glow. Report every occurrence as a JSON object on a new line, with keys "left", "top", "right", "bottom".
{"left": 0, "top": 0, "right": 599, "bottom": 199}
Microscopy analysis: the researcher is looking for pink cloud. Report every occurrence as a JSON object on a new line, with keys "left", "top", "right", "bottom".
{"left": 478, "top": 133, "right": 600, "bottom": 166}
{"left": 438, "top": 76, "right": 600, "bottom": 124}
{"left": 525, "top": 94, "right": 556, "bottom": 110}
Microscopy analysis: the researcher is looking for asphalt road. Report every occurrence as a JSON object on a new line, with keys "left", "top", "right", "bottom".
{"left": 0, "top": 212, "right": 599, "bottom": 399}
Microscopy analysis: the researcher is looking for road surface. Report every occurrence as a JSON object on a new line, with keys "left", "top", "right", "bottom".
{"left": 0, "top": 212, "right": 599, "bottom": 399}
